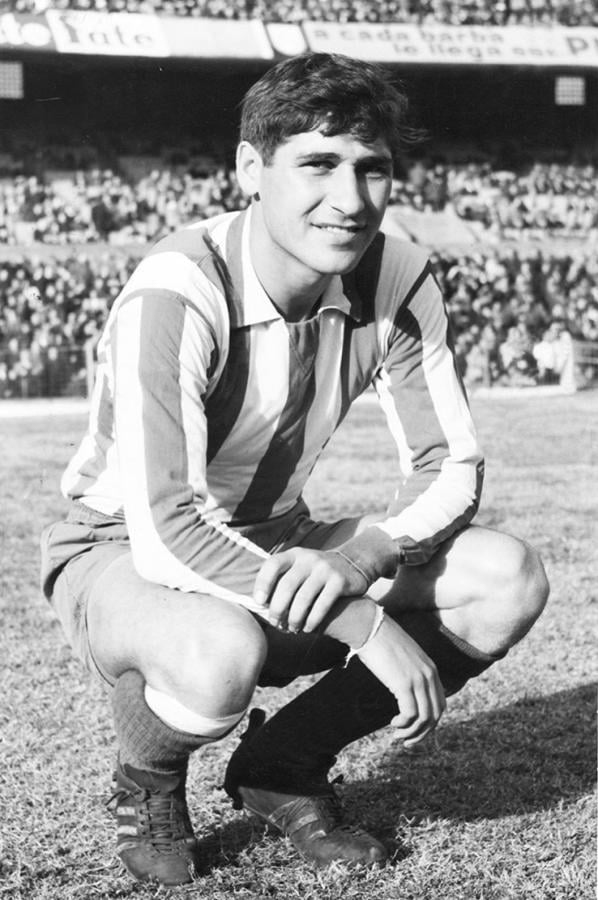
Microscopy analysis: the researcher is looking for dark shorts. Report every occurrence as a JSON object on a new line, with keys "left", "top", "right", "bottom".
{"left": 40, "top": 500, "right": 364, "bottom": 688}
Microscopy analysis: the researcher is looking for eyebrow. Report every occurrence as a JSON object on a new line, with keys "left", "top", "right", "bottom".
{"left": 295, "top": 152, "right": 393, "bottom": 168}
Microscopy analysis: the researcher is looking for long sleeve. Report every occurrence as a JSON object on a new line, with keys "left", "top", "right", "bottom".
{"left": 107, "top": 270, "right": 269, "bottom": 614}
{"left": 337, "top": 259, "right": 484, "bottom": 575}
{"left": 373, "top": 265, "right": 484, "bottom": 563}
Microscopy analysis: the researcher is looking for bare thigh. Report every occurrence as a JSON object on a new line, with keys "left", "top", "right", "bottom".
{"left": 86, "top": 551, "right": 267, "bottom": 716}
{"left": 291, "top": 512, "right": 503, "bottom": 611}
{"left": 304, "top": 517, "right": 545, "bottom": 655}
{"left": 368, "top": 524, "right": 546, "bottom": 653}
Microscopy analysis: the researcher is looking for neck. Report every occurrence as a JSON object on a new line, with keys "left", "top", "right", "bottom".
{"left": 270, "top": 292, "right": 324, "bottom": 323}
{"left": 248, "top": 208, "right": 332, "bottom": 322}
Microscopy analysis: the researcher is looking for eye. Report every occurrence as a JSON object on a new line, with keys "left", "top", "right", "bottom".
{"left": 362, "top": 163, "right": 392, "bottom": 180}
{"left": 300, "top": 158, "right": 336, "bottom": 173}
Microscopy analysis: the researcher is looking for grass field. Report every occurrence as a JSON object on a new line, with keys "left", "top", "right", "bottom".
{"left": 1, "top": 391, "right": 596, "bottom": 900}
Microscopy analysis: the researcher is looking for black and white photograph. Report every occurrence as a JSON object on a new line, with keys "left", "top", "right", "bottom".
{"left": 0, "top": 4, "right": 596, "bottom": 898}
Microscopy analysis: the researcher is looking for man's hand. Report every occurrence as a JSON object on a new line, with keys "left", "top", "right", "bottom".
{"left": 357, "top": 615, "right": 446, "bottom": 748}
{"left": 254, "top": 547, "right": 369, "bottom": 634}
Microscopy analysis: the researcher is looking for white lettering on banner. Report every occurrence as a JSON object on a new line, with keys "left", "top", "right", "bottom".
{"left": 0, "top": 13, "right": 52, "bottom": 48}
{"left": 46, "top": 10, "right": 169, "bottom": 56}
{"left": 303, "top": 23, "right": 598, "bottom": 67}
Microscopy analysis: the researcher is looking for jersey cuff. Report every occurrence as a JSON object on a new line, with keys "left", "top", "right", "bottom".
{"left": 336, "top": 525, "right": 402, "bottom": 582}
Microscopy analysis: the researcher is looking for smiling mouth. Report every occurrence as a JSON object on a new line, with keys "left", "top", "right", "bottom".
{"left": 315, "top": 224, "right": 365, "bottom": 235}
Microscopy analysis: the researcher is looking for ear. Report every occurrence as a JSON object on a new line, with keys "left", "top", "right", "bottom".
{"left": 236, "top": 141, "right": 264, "bottom": 200}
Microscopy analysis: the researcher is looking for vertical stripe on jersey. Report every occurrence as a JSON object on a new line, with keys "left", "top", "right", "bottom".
{"left": 205, "top": 327, "right": 252, "bottom": 464}
{"left": 136, "top": 294, "right": 191, "bottom": 526}
{"left": 65, "top": 367, "right": 113, "bottom": 497}
{"left": 386, "top": 302, "right": 449, "bottom": 478}
{"left": 232, "top": 318, "right": 320, "bottom": 523}
{"left": 337, "top": 321, "right": 357, "bottom": 425}
{"left": 336, "top": 232, "right": 386, "bottom": 423}
{"left": 402, "top": 259, "right": 434, "bottom": 311}
{"left": 200, "top": 215, "right": 253, "bottom": 463}
{"left": 374, "top": 367, "right": 413, "bottom": 480}
{"left": 377, "top": 265, "right": 483, "bottom": 556}
{"left": 113, "top": 290, "right": 270, "bottom": 599}
{"left": 118, "top": 289, "right": 230, "bottom": 565}
{"left": 125, "top": 293, "right": 252, "bottom": 574}
{"left": 341, "top": 231, "right": 385, "bottom": 327}
{"left": 224, "top": 209, "right": 247, "bottom": 316}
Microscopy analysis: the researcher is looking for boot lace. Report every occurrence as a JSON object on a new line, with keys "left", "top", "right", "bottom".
{"left": 108, "top": 785, "right": 192, "bottom": 852}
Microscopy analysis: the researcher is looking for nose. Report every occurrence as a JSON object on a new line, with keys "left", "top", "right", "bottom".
{"left": 327, "top": 165, "right": 366, "bottom": 219}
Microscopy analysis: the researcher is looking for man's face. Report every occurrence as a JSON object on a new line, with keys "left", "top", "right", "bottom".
{"left": 241, "top": 129, "right": 393, "bottom": 295}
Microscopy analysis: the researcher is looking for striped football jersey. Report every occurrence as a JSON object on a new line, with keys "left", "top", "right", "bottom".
{"left": 61, "top": 207, "right": 483, "bottom": 611}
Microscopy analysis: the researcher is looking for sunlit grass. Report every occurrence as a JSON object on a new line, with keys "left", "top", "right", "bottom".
{"left": 1, "top": 391, "right": 595, "bottom": 899}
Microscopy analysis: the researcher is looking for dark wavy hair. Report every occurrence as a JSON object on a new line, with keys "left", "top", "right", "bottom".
{"left": 239, "top": 53, "right": 421, "bottom": 164}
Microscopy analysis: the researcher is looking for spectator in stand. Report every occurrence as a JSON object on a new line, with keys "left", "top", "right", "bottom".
{"left": 1, "top": 165, "right": 248, "bottom": 246}
{"left": 0, "top": 253, "right": 137, "bottom": 397}
{"left": 90, "top": 191, "right": 117, "bottom": 241}
{"left": 432, "top": 246, "right": 598, "bottom": 388}
{"left": 392, "top": 161, "right": 598, "bottom": 241}
{"left": 2, "top": 158, "right": 596, "bottom": 247}
{"left": 1, "top": 149, "right": 597, "bottom": 395}
{"left": 533, "top": 321, "right": 562, "bottom": 384}
{"left": 1, "top": 0, "right": 597, "bottom": 23}
{"left": 463, "top": 323, "right": 502, "bottom": 389}
{"left": 498, "top": 324, "right": 539, "bottom": 386}
{"left": 1, "top": 246, "right": 596, "bottom": 395}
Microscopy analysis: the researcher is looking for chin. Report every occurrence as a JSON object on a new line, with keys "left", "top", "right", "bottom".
{"left": 312, "top": 245, "right": 367, "bottom": 273}
{"left": 330, "top": 253, "right": 367, "bottom": 275}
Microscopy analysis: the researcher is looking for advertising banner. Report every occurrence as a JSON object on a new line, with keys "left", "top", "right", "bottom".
{"left": 46, "top": 10, "right": 169, "bottom": 56}
{"left": 0, "top": 13, "right": 57, "bottom": 52}
{"left": 265, "top": 22, "right": 309, "bottom": 58}
{"left": 2, "top": 14, "right": 596, "bottom": 66}
{"left": 0, "top": 12, "right": 273, "bottom": 60}
{"left": 302, "top": 23, "right": 598, "bottom": 68}
{"left": 162, "top": 17, "right": 273, "bottom": 59}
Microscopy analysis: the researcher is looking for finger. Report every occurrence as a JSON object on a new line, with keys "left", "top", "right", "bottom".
{"left": 302, "top": 574, "right": 345, "bottom": 633}
{"left": 395, "top": 718, "right": 435, "bottom": 746}
{"left": 253, "top": 554, "right": 292, "bottom": 607}
{"left": 430, "top": 670, "right": 446, "bottom": 722}
{"left": 268, "top": 566, "right": 310, "bottom": 629}
{"left": 391, "top": 675, "right": 433, "bottom": 740}
{"left": 402, "top": 713, "right": 439, "bottom": 748}
{"left": 286, "top": 573, "right": 328, "bottom": 633}
{"left": 400, "top": 679, "right": 444, "bottom": 748}
{"left": 389, "top": 683, "right": 418, "bottom": 733}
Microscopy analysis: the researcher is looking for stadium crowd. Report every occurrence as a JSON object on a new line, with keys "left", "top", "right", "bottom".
{"left": 1, "top": 239, "right": 595, "bottom": 398}
{"left": 1, "top": 138, "right": 596, "bottom": 397}
{"left": 0, "top": 252, "right": 137, "bottom": 398}
{"left": 1, "top": 0, "right": 597, "bottom": 24}
{"left": 0, "top": 166, "right": 247, "bottom": 247}
{"left": 391, "top": 161, "right": 598, "bottom": 242}
{"left": 1, "top": 160, "right": 596, "bottom": 246}
{"left": 434, "top": 246, "right": 596, "bottom": 389}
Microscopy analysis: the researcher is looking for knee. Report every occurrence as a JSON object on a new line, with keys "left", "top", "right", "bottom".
{"left": 187, "top": 607, "right": 267, "bottom": 690}
{"left": 495, "top": 537, "right": 549, "bottom": 640}
{"left": 151, "top": 604, "right": 268, "bottom": 709}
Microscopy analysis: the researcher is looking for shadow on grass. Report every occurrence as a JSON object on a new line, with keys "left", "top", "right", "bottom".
{"left": 374, "top": 682, "right": 596, "bottom": 823}
{"left": 201, "top": 684, "right": 595, "bottom": 869}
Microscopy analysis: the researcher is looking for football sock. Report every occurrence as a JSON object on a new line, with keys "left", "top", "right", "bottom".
{"left": 144, "top": 684, "right": 246, "bottom": 737}
{"left": 235, "top": 610, "right": 504, "bottom": 792}
{"left": 112, "top": 669, "right": 243, "bottom": 774}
